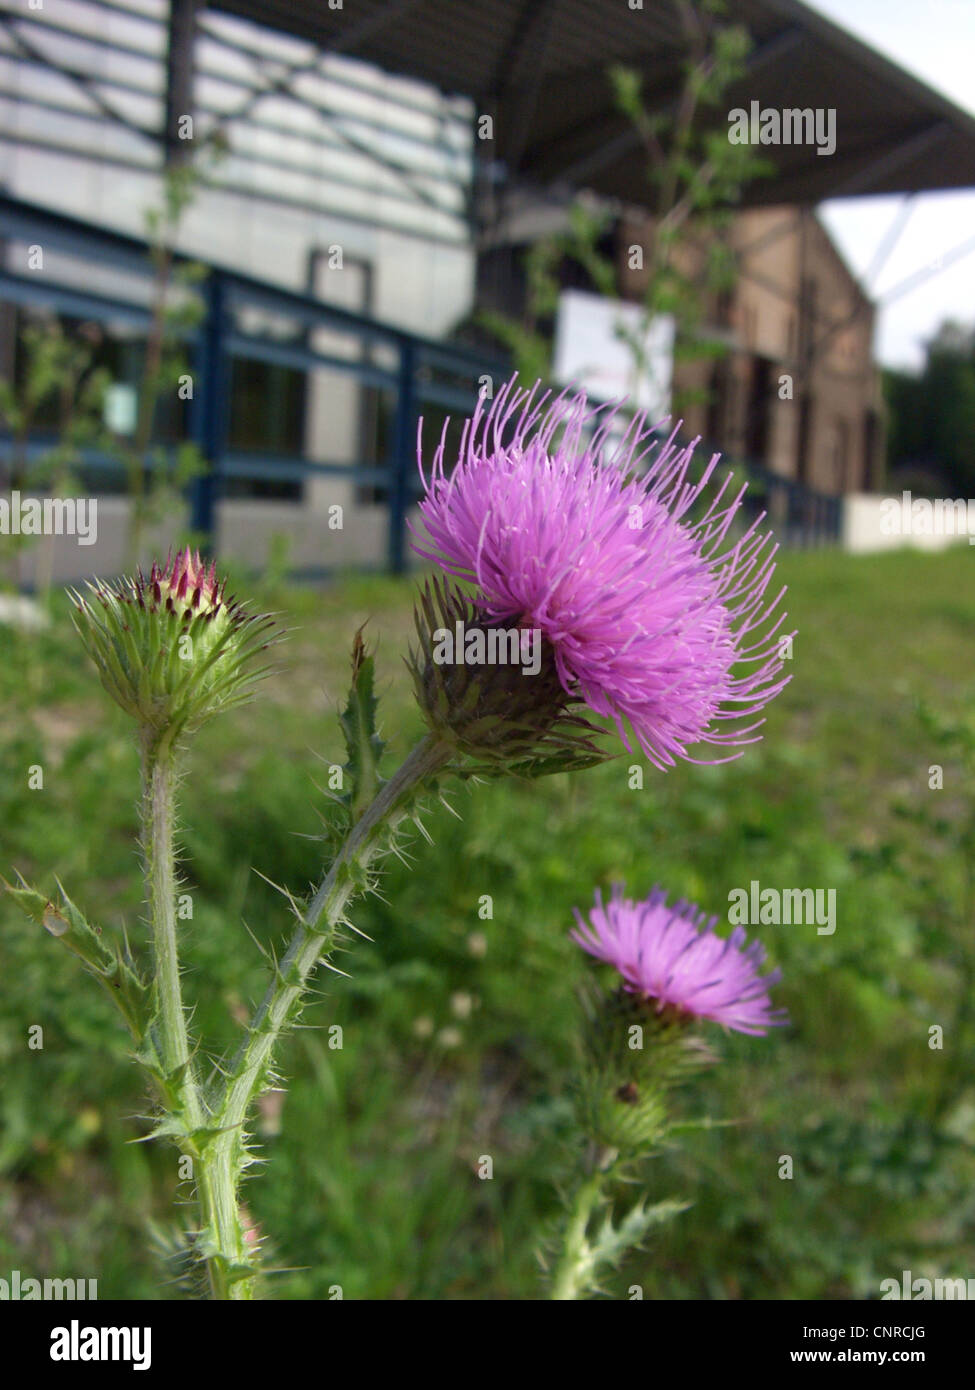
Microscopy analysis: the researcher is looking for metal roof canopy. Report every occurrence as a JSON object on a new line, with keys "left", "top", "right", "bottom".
{"left": 211, "top": 0, "right": 975, "bottom": 206}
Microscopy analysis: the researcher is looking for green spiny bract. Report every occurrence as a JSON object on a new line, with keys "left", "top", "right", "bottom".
{"left": 320, "top": 628, "right": 440, "bottom": 871}
{"left": 147, "top": 1219, "right": 208, "bottom": 1297}
{"left": 576, "top": 986, "right": 716, "bottom": 1155}
{"left": 70, "top": 548, "right": 275, "bottom": 741}
{"left": 311, "top": 627, "right": 394, "bottom": 875}
{"left": 408, "top": 576, "right": 612, "bottom": 779}
{"left": 337, "top": 626, "right": 387, "bottom": 826}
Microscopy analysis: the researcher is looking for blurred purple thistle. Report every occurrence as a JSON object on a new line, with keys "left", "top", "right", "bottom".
{"left": 572, "top": 884, "right": 788, "bottom": 1036}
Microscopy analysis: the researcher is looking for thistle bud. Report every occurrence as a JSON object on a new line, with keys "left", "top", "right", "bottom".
{"left": 576, "top": 986, "right": 714, "bottom": 1155}
{"left": 407, "top": 576, "right": 611, "bottom": 779}
{"left": 71, "top": 548, "right": 274, "bottom": 741}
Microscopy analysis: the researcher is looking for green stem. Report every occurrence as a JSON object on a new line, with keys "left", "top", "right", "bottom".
{"left": 202, "top": 733, "right": 452, "bottom": 1298}
{"left": 141, "top": 734, "right": 201, "bottom": 1130}
{"left": 142, "top": 734, "right": 248, "bottom": 1297}
{"left": 196, "top": 1147, "right": 252, "bottom": 1301}
{"left": 549, "top": 1148, "right": 618, "bottom": 1301}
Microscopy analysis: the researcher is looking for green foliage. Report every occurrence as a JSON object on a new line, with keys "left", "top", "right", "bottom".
{"left": 2, "top": 547, "right": 975, "bottom": 1297}
{"left": 0, "top": 158, "right": 220, "bottom": 592}
{"left": 884, "top": 323, "right": 975, "bottom": 494}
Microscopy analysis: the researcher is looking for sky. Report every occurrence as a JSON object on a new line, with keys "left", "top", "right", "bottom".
{"left": 804, "top": 0, "right": 975, "bottom": 371}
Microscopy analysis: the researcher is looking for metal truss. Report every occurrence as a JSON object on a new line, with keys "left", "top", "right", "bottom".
{"left": 0, "top": 0, "right": 474, "bottom": 243}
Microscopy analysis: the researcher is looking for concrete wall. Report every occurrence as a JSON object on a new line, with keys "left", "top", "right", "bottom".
{"left": 842, "top": 492, "right": 975, "bottom": 553}
{"left": 9, "top": 494, "right": 400, "bottom": 586}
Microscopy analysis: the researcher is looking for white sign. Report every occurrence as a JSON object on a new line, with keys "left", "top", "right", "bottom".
{"left": 553, "top": 289, "right": 674, "bottom": 423}
{"left": 104, "top": 383, "right": 138, "bottom": 436}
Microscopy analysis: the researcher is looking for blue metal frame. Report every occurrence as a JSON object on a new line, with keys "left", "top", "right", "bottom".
{"left": 0, "top": 193, "right": 510, "bottom": 573}
{"left": 0, "top": 193, "right": 841, "bottom": 572}
{"left": 1, "top": 1, "right": 474, "bottom": 244}
{"left": 187, "top": 270, "right": 227, "bottom": 546}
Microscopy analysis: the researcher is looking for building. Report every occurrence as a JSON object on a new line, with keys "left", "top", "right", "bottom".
{"left": 3, "top": 2, "right": 975, "bottom": 579}
{"left": 620, "top": 206, "right": 886, "bottom": 496}
{"left": 0, "top": 0, "right": 482, "bottom": 578}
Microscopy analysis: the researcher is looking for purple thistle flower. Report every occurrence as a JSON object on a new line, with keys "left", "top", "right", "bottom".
{"left": 571, "top": 885, "right": 788, "bottom": 1036}
{"left": 412, "top": 377, "right": 792, "bottom": 770}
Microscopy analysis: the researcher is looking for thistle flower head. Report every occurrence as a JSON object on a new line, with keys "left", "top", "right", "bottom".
{"left": 571, "top": 884, "right": 787, "bottom": 1036}
{"left": 412, "top": 377, "right": 791, "bottom": 770}
{"left": 71, "top": 548, "right": 275, "bottom": 741}
{"left": 407, "top": 574, "right": 610, "bottom": 777}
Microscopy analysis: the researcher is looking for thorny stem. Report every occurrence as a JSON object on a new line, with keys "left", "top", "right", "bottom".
{"left": 199, "top": 734, "right": 453, "bottom": 1298}
{"left": 142, "top": 736, "right": 251, "bottom": 1298}
{"left": 196, "top": 1144, "right": 251, "bottom": 1301}
{"left": 549, "top": 1146, "right": 619, "bottom": 1301}
{"left": 141, "top": 734, "right": 202, "bottom": 1131}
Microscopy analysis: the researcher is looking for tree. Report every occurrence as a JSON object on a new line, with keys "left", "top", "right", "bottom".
{"left": 477, "top": 0, "right": 771, "bottom": 414}
{"left": 884, "top": 321, "right": 975, "bottom": 496}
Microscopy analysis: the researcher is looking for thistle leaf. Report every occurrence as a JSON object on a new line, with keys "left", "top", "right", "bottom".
{"left": 3, "top": 873, "right": 150, "bottom": 1038}
{"left": 338, "top": 626, "right": 387, "bottom": 825}
{"left": 589, "top": 1195, "right": 690, "bottom": 1273}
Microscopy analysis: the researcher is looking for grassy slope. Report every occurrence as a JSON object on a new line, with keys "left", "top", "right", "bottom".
{"left": 1, "top": 545, "right": 973, "bottom": 1299}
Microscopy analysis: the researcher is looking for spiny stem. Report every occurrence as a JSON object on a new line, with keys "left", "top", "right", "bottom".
{"left": 196, "top": 1147, "right": 253, "bottom": 1301}
{"left": 141, "top": 733, "right": 202, "bottom": 1131}
{"left": 143, "top": 735, "right": 243, "bottom": 1298}
{"left": 549, "top": 1147, "right": 618, "bottom": 1301}
{"left": 217, "top": 736, "right": 450, "bottom": 1134}
{"left": 199, "top": 734, "right": 453, "bottom": 1298}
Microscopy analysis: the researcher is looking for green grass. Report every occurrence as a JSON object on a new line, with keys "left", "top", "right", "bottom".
{"left": 2, "top": 546, "right": 975, "bottom": 1299}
